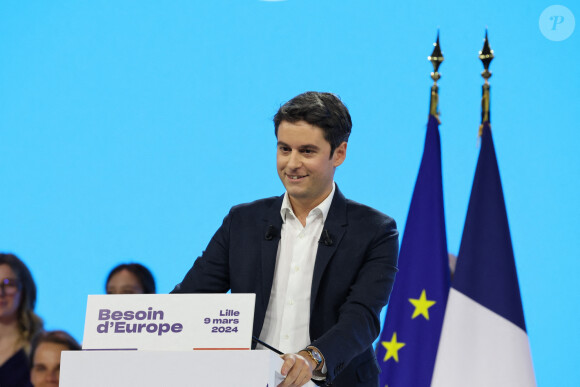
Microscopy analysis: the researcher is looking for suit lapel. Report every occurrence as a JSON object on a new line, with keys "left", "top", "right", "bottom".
{"left": 260, "top": 195, "right": 284, "bottom": 311}
{"left": 310, "top": 186, "right": 348, "bottom": 310}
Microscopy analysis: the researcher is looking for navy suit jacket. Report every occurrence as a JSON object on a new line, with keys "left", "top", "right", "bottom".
{"left": 173, "top": 187, "right": 399, "bottom": 386}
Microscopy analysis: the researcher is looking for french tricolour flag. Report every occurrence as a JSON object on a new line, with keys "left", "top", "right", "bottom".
{"left": 431, "top": 122, "right": 536, "bottom": 387}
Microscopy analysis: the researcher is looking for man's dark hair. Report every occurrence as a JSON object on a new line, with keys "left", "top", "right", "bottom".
{"left": 30, "top": 330, "right": 81, "bottom": 363}
{"left": 106, "top": 263, "right": 156, "bottom": 294}
{"left": 274, "top": 91, "right": 352, "bottom": 157}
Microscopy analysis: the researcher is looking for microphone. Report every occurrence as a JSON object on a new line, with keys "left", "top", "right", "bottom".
{"left": 319, "top": 229, "right": 333, "bottom": 246}
{"left": 264, "top": 225, "right": 278, "bottom": 241}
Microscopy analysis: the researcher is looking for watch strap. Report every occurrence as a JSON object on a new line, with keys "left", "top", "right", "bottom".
{"left": 303, "top": 346, "right": 323, "bottom": 371}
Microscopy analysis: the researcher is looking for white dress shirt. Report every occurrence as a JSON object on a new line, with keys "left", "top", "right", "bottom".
{"left": 258, "top": 183, "right": 336, "bottom": 354}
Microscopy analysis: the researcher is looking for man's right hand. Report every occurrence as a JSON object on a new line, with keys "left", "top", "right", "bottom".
{"left": 277, "top": 352, "right": 315, "bottom": 387}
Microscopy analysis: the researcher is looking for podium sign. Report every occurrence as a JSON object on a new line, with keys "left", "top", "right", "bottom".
{"left": 82, "top": 293, "right": 255, "bottom": 350}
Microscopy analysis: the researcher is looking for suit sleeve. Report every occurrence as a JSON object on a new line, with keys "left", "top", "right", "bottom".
{"left": 171, "top": 209, "right": 234, "bottom": 294}
{"left": 312, "top": 216, "right": 399, "bottom": 382}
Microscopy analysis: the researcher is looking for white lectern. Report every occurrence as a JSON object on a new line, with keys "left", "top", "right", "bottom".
{"left": 60, "top": 294, "right": 315, "bottom": 386}
{"left": 60, "top": 349, "right": 290, "bottom": 386}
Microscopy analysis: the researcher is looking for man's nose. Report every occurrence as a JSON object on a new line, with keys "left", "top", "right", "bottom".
{"left": 287, "top": 151, "right": 301, "bottom": 169}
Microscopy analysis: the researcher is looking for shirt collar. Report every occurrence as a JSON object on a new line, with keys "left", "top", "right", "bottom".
{"left": 280, "top": 182, "right": 336, "bottom": 223}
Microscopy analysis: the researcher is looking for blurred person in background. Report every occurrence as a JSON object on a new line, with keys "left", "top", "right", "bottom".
{"left": 0, "top": 253, "right": 43, "bottom": 387}
{"left": 29, "top": 330, "right": 81, "bottom": 387}
{"left": 105, "top": 263, "right": 156, "bottom": 294}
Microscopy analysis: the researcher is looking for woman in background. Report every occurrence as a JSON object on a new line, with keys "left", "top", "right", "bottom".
{"left": 0, "top": 253, "right": 43, "bottom": 386}
{"left": 105, "top": 263, "right": 156, "bottom": 294}
{"left": 30, "top": 330, "right": 81, "bottom": 387}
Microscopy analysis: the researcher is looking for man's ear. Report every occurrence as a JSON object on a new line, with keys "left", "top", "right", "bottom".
{"left": 333, "top": 142, "right": 347, "bottom": 167}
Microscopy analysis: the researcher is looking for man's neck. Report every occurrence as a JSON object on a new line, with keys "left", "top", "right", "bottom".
{"left": 287, "top": 186, "right": 334, "bottom": 226}
{"left": 288, "top": 199, "right": 315, "bottom": 226}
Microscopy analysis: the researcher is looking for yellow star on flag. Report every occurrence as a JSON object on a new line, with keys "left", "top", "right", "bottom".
{"left": 408, "top": 289, "right": 436, "bottom": 320}
{"left": 381, "top": 332, "right": 406, "bottom": 362}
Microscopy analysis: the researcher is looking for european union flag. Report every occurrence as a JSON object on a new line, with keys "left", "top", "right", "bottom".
{"left": 376, "top": 114, "right": 450, "bottom": 386}
{"left": 431, "top": 122, "right": 536, "bottom": 386}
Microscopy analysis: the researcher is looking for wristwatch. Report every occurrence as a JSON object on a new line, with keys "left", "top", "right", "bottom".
{"left": 303, "top": 346, "right": 323, "bottom": 371}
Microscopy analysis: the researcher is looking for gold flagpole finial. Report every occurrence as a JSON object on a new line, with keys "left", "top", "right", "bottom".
{"left": 428, "top": 30, "right": 444, "bottom": 122}
{"left": 479, "top": 29, "right": 494, "bottom": 135}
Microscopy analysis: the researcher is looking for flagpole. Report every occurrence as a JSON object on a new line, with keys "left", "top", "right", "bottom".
{"left": 428, "top": 30, "right": 444, "bottom": 122}
{"left": 432, "top": 29, "right": 537, "bottom": 387}
{"left": 479, "top": 29, "right": 494, "bottom": 135}
{"left": 377, "top": 31, "right": 450, "bottom": 387}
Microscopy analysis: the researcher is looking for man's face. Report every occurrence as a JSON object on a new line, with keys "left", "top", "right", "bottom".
{"left": 31, "top": 342, "right": 68, "bottom": 387}
{"left": 277, "top": 120, "right": 346, "bottom": 210}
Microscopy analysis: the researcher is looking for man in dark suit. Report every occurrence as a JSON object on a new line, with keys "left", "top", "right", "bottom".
{"left": 173, "top": 92, "right": 399, "bottom": 387}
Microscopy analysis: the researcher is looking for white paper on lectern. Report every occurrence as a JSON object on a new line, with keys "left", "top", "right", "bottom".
{"left": 82, "top": 293, "right": 255, "bottom": 350}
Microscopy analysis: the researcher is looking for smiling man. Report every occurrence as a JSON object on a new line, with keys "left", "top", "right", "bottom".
{"left": 173, "top": 92, "right": 399, "bottom": 387}
{"left": 276, "top": 119, "right": 345, "bottom": 221}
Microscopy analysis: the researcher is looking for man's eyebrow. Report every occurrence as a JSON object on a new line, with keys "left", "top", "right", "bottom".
{"left": 276, "top": 142, "right": 320, "bottom": 150}
{"left": 298, "top": 144, "right": 320, "bottom": 151}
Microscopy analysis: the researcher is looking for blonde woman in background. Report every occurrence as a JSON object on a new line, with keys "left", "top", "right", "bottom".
{"left": 0, "top": 253, "right": 43, "bottom": 386}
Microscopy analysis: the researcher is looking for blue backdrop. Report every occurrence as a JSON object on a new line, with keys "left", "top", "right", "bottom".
{"left": 0, "top": 1, "right": 577, "bottom": 385}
